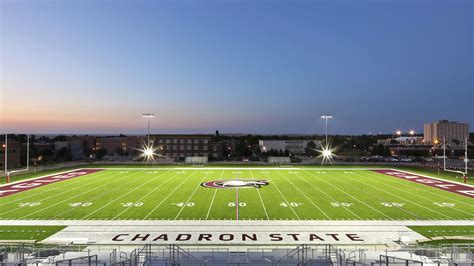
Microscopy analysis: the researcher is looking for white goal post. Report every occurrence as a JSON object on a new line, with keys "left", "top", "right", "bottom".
{"left": 2, "top": 134, "right": 30, "bottom": 182}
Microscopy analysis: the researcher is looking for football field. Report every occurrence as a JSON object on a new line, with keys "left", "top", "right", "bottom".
{"left": 0, "top": 168, "right": 473, "bottom": 221}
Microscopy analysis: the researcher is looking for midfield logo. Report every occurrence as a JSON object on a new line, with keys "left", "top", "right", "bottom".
{"left": 201, "top": 180, "right": 269, "bottom": 189}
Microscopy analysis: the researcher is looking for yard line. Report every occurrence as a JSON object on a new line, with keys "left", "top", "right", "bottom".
{"left": 348, "top": 171, "right": 455, "bottom": 219}
{"left": 111, "top": 171, "right": 180, "bottom": 219}
{"left": 263, "top": 172, "right": 300, "bottom": 220}
{"left": 330, "top": 171, "right": 425, "bottom": 220}
{"left": 302, "top": 170, "right": 394, "bottom": 220}
{"left": 50, "top": 170, "right": 156, "bottom": 219}
{"left": 16, "top": 171, "right": 138, "bottom": 219}
{"left": 367, "top": 171, "right": 474, "bottom": 208}
{"left": 366, "top": 171, "right": 474, "bottom": 216}
{"left": 235, "top": 171, "right": 240, "bottom": 221}
{"left": 144, "top": 171, "right": 199, "bottom": 219}
{"left": 0, "top": 170, "right": 112, "bottom": 207}
{"left": 274, "top": 170, "right": 331, "bottom": 219}
{"left": 295, "top": 171, "right": 362, "bottom": 219}
{"left": 205, "top": 170, "right": 224, "bottom": 219}
{"left": 249, "top": 170, "right": 269, "bottom": 220}
{"left": 0, "top": 170, "right": 122, "bottom": 216}
{"left": 174, "top": 174, "right": 209, "bottom": 219}
{"left": 82, "top": 172, "right": 175, "bottom": 219}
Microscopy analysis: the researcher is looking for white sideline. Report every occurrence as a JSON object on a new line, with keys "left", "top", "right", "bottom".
{"left": 83, "top": 167, "right": 387, "bottom": 171}
{"left": 2, "top": 220, "right": 474, "bottom": 226}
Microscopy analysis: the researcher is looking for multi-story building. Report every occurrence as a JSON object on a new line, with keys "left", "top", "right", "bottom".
{"left": 0, "top": 141, "right": 22, "bottom": 169}
{"left": 259, "top": 140, "right": 320, "bottom": 155}
{"left": 95, "top": 137, "right": 128, "bottom": 156}
{"left": 151, "top": 134, "right": 217, "bottom": 158}
{"left": 424, "top": 120, "right": 469, "bottom": 144}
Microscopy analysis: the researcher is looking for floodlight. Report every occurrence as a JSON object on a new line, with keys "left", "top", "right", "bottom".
{"left": 144, "top": 147, "right": 154, "bottom": 156}
{"left": 317, "top": 144, "right": 336, "bottom": 165}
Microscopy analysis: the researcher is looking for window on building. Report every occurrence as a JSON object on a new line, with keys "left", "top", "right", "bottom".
{"left": 194, "top": 145, "right": 199, "bottom": 150}
{"left": 194, "top": 139, "right": 199, "bottom": 143}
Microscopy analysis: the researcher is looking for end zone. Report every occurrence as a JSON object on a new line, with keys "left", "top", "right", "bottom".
{"left": 0, "top": 169, "right": 103, "bottom": 197}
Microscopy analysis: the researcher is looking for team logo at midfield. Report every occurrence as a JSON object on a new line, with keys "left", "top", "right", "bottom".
{"left": 201, "top": 180, "right": 269, "bottom": 189}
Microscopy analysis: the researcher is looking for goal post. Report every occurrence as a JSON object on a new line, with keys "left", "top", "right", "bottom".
{"left": 2, "top": 133, "right": 30, "bottom": 183}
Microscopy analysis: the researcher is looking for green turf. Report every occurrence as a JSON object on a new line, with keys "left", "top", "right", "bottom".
{"left": 0, "top": 226, "right": 66, "bottom": 241}
{"left": 0, "top": 168, "right": 473, "bottom": 220}
{"left": 408, "top": 226, "right": 474, "bottom": 238}
{"left": 408, "top": 226, "right": 474, "bottom": 245}
{"left": 3, "top": 164, "right": 471, "bottom": 185}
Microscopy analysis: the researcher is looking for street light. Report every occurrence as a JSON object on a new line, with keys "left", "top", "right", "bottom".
{"left": 409, "top": 129, "right": 415, "bottom": 136}
{"left": 396, "top": 129, "right": 402, "bottom": 136}
{"left": 142, "top": 113, "right": 155, "bottom": 146}
{"left": 321, "top": 115, "right": 333, "bottom": 144}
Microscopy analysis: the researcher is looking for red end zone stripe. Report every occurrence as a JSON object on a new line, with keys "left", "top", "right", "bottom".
{"left": 373, "top": 170, "right": 474, "bottom": 198}
{"left": 0, "top": 169, "right": 103, "bottom": 197}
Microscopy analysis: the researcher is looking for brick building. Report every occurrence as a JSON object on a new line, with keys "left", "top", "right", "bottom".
{"left": 0, "top": 141, "right": 22, "bottom": 169}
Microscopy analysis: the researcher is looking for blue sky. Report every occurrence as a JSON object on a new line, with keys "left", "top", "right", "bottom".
{"left": 1, "top": 0, "right": 472, "bottom": 135}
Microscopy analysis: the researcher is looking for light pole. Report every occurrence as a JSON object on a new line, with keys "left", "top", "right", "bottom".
{"left": 142, "top": 113, "right": 155, "bottom": 146}
{"left": 321, "top": 115, "right": 333, "bottom": 144}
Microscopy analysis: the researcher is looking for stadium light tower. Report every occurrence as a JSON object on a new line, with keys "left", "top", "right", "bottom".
{"left": 142, "top": 113, "right": 155, "bottom": 146}
{"left": 321, "top": 115, "right": 333, "bottom": 144}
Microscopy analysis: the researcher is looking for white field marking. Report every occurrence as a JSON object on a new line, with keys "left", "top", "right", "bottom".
{"left": 262, "top": 172, "right": 300, "bottom": 220}
{"left": 83, "top": 167, "right": 390, "bottom": 171}
{"left": 0, "top": 170, "right": 118, "bottom": 215}
{"left": 16, "top": 171, "right": 137, "bottom": 219}
{"left": 0, "top": 168, "right": 95, "bottom": 188}
{"left": 349, "top": 171, "right": 454, "bottom": 219}
{"left": 3, "top": 219, "right": 473, "bottom": 225}
{"left": 274, "top": 170, "right": 331, "bottom": 219}
{"left": 174, "top": 174, "right": 210, "bottom": 219}
{"left": 333, "top": 172, "right": 424, "bottom": 220}
{"left": 0, "top": 170, "right": 111, "bottom": 207}
{"left": 111, "top": 171, "right": 180, "bottom": 219}
{"left": 176, "top": 168, "right": 301, "bottom": 170}
{"left": 80, "top": 171, "right": 169, "bottom": 219}
{"left": 393, "top": 169, "right": 474, "bottom": 188}
{"left": 249, "top": 170, "right": 269, "bottom": 220}
{"left": 296, "top": 171, "right": 362, "bottom": 219}
{"left": 366, "top": 171, "right": 474, "bottom": 217}
{"left": 302, "top": 170, "right": 393, "bottom": 220}
{"left": 51, "top": 171, "right": 152, "bottom": 219}
{"left": 144, "top": 171, "right": 200, "bottom": 219}
{"left": 330, "top": 171, "right": 425, "bottom": 220}
{"left": 372, "top": 171, "right": 473, "bottom": 207}
{"left": 205, "top": 170, "right": 224, "bottom": 219}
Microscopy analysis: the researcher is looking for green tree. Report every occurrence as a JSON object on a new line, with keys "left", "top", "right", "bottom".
{"left": 95, "top": 148, "right": 108, "bottom": 159}
{"left": 371, "top": 144, "right": 391, "bottom": 156}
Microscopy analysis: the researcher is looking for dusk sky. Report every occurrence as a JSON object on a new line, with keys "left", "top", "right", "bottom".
{"left": 0, "top": 0, "right": 472, "bottom": 135}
